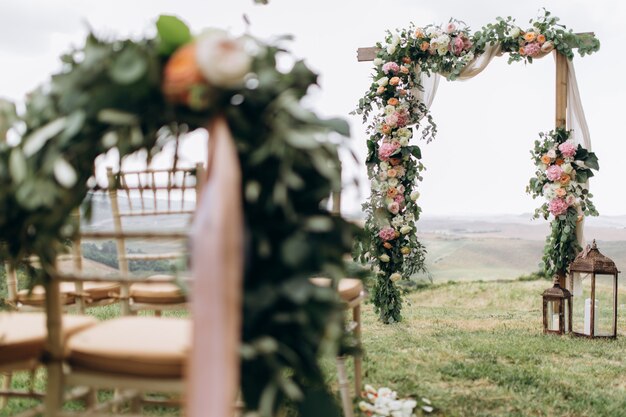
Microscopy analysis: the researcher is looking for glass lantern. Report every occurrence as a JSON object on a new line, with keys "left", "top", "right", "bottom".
{"left": 543, "top": 280, "right": 572, "bottom": 335}
{"left": 569, "top": 240, "right": 620, "bottom": 339}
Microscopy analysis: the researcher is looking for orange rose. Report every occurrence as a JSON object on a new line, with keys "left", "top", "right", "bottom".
{"left": 540, "top": 155, "right": 551, "bottom": 164}
{"left": 415, "top": 28, "right": 425, "bottom": 39}
{"left": 524, "top": 32, "right": 536, "bottom": 42}
{"left": 400, "top": 66, "right": 410, "bottom": 74}
{"left": 555, "top": 188, "right": 567, "bottom": 197}
{"left": 537, "top": 34, "right": 546, "bottom": 44}
{"left": 389, "top": 157, "right": 402, "bottom": 166}
{"left": 560, "top": 174, "right": 571, "bottom": 185}
{"left": 376, "top": 86, "right": 386, "bottom": 94}
{"left": 555, "top": 158, "right": 564, "bottom": 166}
{"left": 398, "top": 89, "right": 407, "bottom": 96}
{"left": 402, "top": 56, "right": 412, "bottom": 64}
{"left": 389, "top": 77, "right": 401, "bottom": 86}
{"left": 162, "top": 43, "right": 205, "bottom": 105}
{"left": 383, "top": 242, "right": 393, "bottom": 249}
{"left": 519, "top": 46, "right": 526, "bottom": 55}
{"left": 420, "top": 41, "right": 430, "bottom": 51}
{"left": 387, "top": 187, "right": 398, "bottom": 198}
{"left": 387, "top": 98, "right": 399, "bottom": 106}
{"left": 381, "top": 124, "right": 392, "bottom": 135}
{"left": 387, "top": 168, "right": 398, "bottom": 178}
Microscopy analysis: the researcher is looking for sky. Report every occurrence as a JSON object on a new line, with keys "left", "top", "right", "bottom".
{"left": 1, "top": 0, "right": 624, "bottom": 216}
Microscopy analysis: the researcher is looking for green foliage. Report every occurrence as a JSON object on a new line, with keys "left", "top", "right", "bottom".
{"left": 0, "top": 16, "right": 357, "bottom": 417}
{"left": 81, "top": 241, "right": 173, "bottom": 272}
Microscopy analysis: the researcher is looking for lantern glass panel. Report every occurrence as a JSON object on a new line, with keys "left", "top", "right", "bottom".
{"left": 594, "top": 274, "right": 616, "bottom": 337}
{"left": 546, "top": 299, "right": 561, "bottom": 331}
{"left": 572, "top": 273, "right": 592, "bottom": 335}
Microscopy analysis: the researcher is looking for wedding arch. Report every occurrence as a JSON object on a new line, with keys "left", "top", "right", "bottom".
{"left": 353, "top": 11, "right": 600, "bottom": 323}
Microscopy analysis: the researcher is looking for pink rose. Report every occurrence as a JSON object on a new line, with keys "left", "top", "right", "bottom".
{"left": 394, "top": 194, "right": 405, "bottom": 204}
{"left": 463, "top": 37, "right": 473, "bottom": 50}
{"left": 524, "top": 42, "right": 541, "bottom": 57}
{"left": 378, "top": 227, "right": 396, "bottom": 241}
{"left": 565, "top": 195, "right": 576, "bottom": 206}
{"left": 447, "top": 23, "right": 457, "bottom": 33}
{"left": 378, "top": 142, "right": 400, "bottom": 160}
{"left": 382, "top": 62, "right": 400, "bottom": 74}
{"left": 388, "top": 202, "right": 400, "bottom": 214}
{"left": 451, "top": 36, "right": 465, "bottom": 56}
{"left": 548, "top": 198, "right": 569, "bottom": 217}
{"left": 395, "top": 109, "right": 410, "bottom": 127}
{"left": 385, "top": 113, "right": 399, "bottom": 128}
{"left": 546, "top": 165, "right": 564, "bottom": 181}
{"left": 558, "top": 141, "right": 577, "bottom": 158}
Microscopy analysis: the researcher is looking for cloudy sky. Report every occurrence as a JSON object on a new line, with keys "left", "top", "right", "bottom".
{"left": 1, "top": 0, "right": 624, "bottom": 216}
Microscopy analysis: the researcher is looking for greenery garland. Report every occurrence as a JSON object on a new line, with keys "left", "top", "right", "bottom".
{"left": 354, "top": 10, "right": 599, "bottom": 323}
{"left": 527, "top": 128, "right": 599, "bottom": 278}
{"left": 0, "top": 16, "right": 357, "bottom": 416}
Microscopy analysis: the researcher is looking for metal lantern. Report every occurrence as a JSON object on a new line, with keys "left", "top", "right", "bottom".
{"left": 569, "top": 240, "right": 620, "bottom": 339}
{"left": 543, "top": 279, "right": 572, "bottom": 335}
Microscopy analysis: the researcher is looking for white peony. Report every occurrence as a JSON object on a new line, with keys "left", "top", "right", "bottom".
{"left": 434, "top": 34, "right": 450, "bottom": 46}
{"left": 400, "top": 225, "right": 412, "bottom": 234}
{"left": 426, "top": 26, "right": 441, "bottom": 37}
{"left": 390, "top": 273, "right": 402, "bottom": 282}
{"left": 509, "top": 27, "right": 521, "bottom": 38}
{"left": 387, "top": 44, "right": 397, "bottom": 55}
{"left": 373, "top": 58, "right": 383, "bottom": 66}
{"left": 196, "top": 30, "right": 252, "bottom": 88}
{"left": 376, "top": 77, "right": 389, "bottom": 87}
{"left": 396, "top": 127, "right": 412, "bottom": 139}
{"left": 437, "top": 44, "right": 449, "bottom": 56}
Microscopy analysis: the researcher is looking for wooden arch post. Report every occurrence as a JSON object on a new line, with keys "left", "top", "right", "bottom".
{"left": 555, "top": 51, "right": 569, "bottom": 288}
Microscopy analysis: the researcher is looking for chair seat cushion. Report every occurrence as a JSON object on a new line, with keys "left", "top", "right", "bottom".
{"left": 17, "top": 282, "right": 120, "bottom": 306}
{"left": 0, "top": 312, "right": 97, "bottom": 367}
{"left": 310, "top": 277, "right": 363, "bottom": 302}
{"left": 130, "top": 276, "right": 185, "bottom": 304}
{"left": 66, "top": 316, "right": 190, "bottom": 377}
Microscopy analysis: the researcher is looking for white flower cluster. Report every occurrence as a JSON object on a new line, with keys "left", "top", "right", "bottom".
{"left": 359, "top": 385, "right": 419, "bottom": 417}
{"left": 386, "top": 33, "right": 401, "bottom": 55}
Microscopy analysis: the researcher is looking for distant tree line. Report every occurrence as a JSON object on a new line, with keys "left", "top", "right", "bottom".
{"left": 81, "top": 241, "right": 173, "bottom": 272}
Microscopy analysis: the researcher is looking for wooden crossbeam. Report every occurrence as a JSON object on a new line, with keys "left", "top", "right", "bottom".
{"left": 357, "top": 32, "right": 595, "bottom": 62}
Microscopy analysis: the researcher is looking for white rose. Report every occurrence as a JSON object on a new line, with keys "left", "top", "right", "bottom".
{"left": 561, "top": 163, "right": 573, "bottom": 174}
{"left": 390, "top": 273, "right": 402, "bottom": 282}
{"left": 380, "top": 161, "right": 390, "bottom": 170}
{"left": 376, "top": 77, "right": 389, "bottom": 87}
{"left": 410, "top": 190, "right": 420, "bottom": 201}
{"left": 388, "top": 178, "right": 399, "bottom": 187}
{"left": 373, "top": 58, "right": 383, "bottom": 66}
{"left": 437, "top": 44, "right": 449, "bottom": 56}
{"left": 392, "top": 216, "right": 404, "bottom": 227}
{"left": 196, "top": 30, "right": 252, "bottom": 88}
{"left": 426, "top": 26, "right": 440, "bottom": 37}
{"left": 435, "top": 34, "right": 450, "bottom": 45}
{"left": 509, "top": 27, "right": 521, "bottom": 38}
{"left": 541, "top": 41, "right": 554, "bottom": 53}
{"left": 386, "top": 44, "right": 397, "bottom": 55}
{"left": 400, "top": 225, "right": 412, "bottom": 234}
{"left": 385, "top": 105, "right": 396, "bottom": 115}
{"left": 547, "top": 149, "right": 557, "bottom": 159}
{"left": 379, "top": 170, "right": 388, "bottom": 180}
{"left": 399, "top": 137, "right": 409, "bottom": 146}
{"left": 390, "top": 34, "right": 400, "bottom": 46}
{"left": 380, "top": 254, "right": 390, "bottom": 263}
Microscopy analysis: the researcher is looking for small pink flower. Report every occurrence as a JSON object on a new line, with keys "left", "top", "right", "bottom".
{"left": 378, "top": 142, "right": 400, "bottom": 160}
{"left": 394, "top": 194, "right": 405, "bottom": 204}
{"left": 463, "top": 37, "right": 473, "bottom": 50}
{"left": 451, "top": 36, "right": 465, "bottom": 56}
{"left": 388, "top": 202, "right": 400, "bottom": 214}
{"left": 385, "top": 113, "right": 399, "bottom": 128}
{"left": 395, "top": 109, "right": 410, "bottom": 127}
{"left": 378, "top": 227, "right": 396, "bottom": 241}
{"left": 382, "top": 62, "right": 400, "bottom": 74}
{"left": 524, "top": 42, "right": 541, "bottom": 57}
{"left": 558, "top": 141, "right": 577, "bottom": 158}
{"left": 546, "top": 165, "right": 564, "bottom": 181}
{"left": 548, "top": 198, "right": 569, "bottom": 217}
{"left": 447, "top": 23, "right": 457, "bottom": 33}
{"left": 565, "top": 195, "right": 576, "bottom": 206}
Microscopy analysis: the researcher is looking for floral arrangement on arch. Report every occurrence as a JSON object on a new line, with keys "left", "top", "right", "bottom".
{"left": 353, "top": 10, "right": 600, "bottom": 324}
{"left": 527, "top": 128, "right": 599, "bottom": 278}
{"left": 358, "top": 385, "right": 433, "bottom": 417}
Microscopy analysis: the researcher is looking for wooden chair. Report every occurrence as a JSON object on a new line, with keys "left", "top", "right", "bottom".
{"left": 43, "top": 230, "right": 191, "bottom": 417}
{"left": 105, "top": 164, "right": 204, "bottom": 316}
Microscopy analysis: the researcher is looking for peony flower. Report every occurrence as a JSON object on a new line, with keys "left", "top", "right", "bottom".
{"left": 400, "top": 225, "right": 412, "bottom": 234}
{"left": 162, "top": 43, "right": 206, "bottom": 105}
{"left": 387, "top": 97, "right": 399, "bottom": 106}
{"left": 382, "top": 62, "right": 400, "bottom": 74}
{"left": 376, "top": 77, "right": 389, "bottom": 87}
{"left": 558, "top": 140, "right": 577, "bottom": 158}
{"left": 385, "top": 113, "right": 399, "bottom": 128}
{"left": 378, "top": 227, "right": 397, "bottom": 241}
{"left": 541, "top": 41, "right": 554, "bottom": 53}
{"left": 390, "top": 272, "right": 402, "bottom": 282}
{"left": 451, "top": 36, "right": 465, "bottom": 56}
{"left": 378, "top": 142, "right": 400, "bottom": 160}
{"left": 389, "top": 76, "right": 401, "bottom": 86}
{"left": 380, "top": 254, "right": 390, "bottom": 263}
{"left": 437, "top": 44, "right": 449, "bottom": 56}
{"left": 548, "top": 197, "right": 569, "bottom": 216}
{"left": 395, "top": 109, "right": 410, "bottom": 127}
{"left": 524, "top": 32, "right": 537, "bottom": 42}
{"left": 541, "top": 155, "right": 552, "bottom": 164}
{"left": 196, "top": 30, "right": 252, "bottom": 88}
{"left": 524, "top": 42, "right": 542, "bottom": 57}
{"left": 388, "top": 201, "right": 400, "bottom": 214}
{"left": 546, "top": 165, "right": 564, "bottom": 181}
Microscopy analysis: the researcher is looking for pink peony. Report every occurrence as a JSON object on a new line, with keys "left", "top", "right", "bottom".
{"left": 524, "top": 42, "right": 541, "bottom": 57}
{"left": 378, "top": 227, "right": 396, "bottom": 241}
{"left": 378, "top": 142, "right": 400, "bottom": 160}
{"left": 548, "top": 198, "right": 570, "bottom": 217}
{"left": 451, "top": 36, "right": 465, "bottom": 56}
{"left": 382, "top": 62, "right": 400, "bottom": 74}
{"left": 546, "top": 165, "right": 564, "bottom": 181}
{"left": 385, "top": 113, "right": 399, "bottom": 128}
{"left": 558, "top": 141, "right": 577, "bottom": 158}
{"left": 387, "top": 202, "right": 400, "bottom": 214}
{"left": 395, "top": 109, "right": 410, "bottom": 127}
{"left": 394, "top": 194, "right": 405, "bottom": 204}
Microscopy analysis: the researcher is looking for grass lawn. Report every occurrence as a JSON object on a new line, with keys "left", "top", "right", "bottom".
{"left": 355, "top": 279, "right": 626, "bottom": 417}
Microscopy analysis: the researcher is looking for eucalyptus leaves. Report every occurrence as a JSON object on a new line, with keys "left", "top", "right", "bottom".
{"left": 354, "top": 10, "right": 599, "bottom": 324}
{"left": 0, "top": 15, "right": 355, "bottom": 417}
{"left": 527, "top": 128, "right": 599, "bottom": 278}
